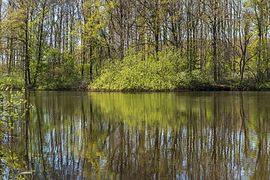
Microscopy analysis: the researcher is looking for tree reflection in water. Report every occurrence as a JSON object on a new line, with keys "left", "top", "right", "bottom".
{"left": 11, "top": 92, "right": 270, "bottom": 179}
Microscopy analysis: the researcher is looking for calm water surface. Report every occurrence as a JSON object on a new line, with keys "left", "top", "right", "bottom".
{"left": 12, "top": 92, "right": 270, "bottom": 179}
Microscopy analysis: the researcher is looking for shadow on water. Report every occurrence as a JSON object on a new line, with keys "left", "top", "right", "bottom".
{"left": 10, "top": 92, "right": 270, "bottom": 179}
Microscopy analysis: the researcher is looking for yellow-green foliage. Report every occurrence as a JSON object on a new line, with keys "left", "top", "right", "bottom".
{"left": 90, "top": 50, "right": 210, "bottom": 91}
{"left": 0, "top": 89, "right": 27, "bottom": 179}
{"left": 0, "top": 75, "right": 24, "bottom": 89}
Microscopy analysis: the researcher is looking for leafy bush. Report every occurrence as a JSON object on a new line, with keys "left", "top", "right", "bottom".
{"left": 256, "top": 82, "right": 270, "bottom": 90}
{"left": 90, "top": 50, "right": 211, "bottom": 91}
{"left": 0, "top": 75, "right": 24, "bottom": 89}
{"left": 177, "top": 70, "right": 212, "bottom": 89}
{"left": 38, "top": 50, "right": 81, "bottom": 90}
{"left": 0, "top": 89, "right": 28, "bottom": 179}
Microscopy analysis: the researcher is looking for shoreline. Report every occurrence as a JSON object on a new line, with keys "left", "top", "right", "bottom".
{"left": 3, "top": 82, "right": 270, "bottom": 92}
{"left": 20, "top": 85, "right": 270, "bottom": 92}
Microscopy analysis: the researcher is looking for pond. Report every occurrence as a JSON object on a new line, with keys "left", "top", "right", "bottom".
{"left": 5, "top": 92, "right": 270, "bottom": 179}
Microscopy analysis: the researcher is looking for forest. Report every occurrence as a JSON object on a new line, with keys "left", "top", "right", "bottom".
{"left": 2, "top": 0, "right": 270, "bottom": 178}
{"left": 1, "top": 0, "right": 270, "bottom": 90}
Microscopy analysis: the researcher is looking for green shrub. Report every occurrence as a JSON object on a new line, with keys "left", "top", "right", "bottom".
{"left": 90, "top": 50, "right": 211, "bottom": 91}
{"left": 177, "top": 70, "right": 212, "bottom": 89}
{"left": 38, "top": 50, "right": 81, "bottom": 90}
{"left": 0, "top": 74, "right": 24, "bottom": 89}
{"left": 0, "top": 88, "right": 27, "bottom": 179}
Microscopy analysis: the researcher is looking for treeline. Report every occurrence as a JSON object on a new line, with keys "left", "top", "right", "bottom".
{"left": 0, "top": 0, "right": 270, "bottom": 90}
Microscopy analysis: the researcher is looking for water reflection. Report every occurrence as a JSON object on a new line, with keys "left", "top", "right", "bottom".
{"left": 15, "top": 92, "right": 270, "bottom": 179}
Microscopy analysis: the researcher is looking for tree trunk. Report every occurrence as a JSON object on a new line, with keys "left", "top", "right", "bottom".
{"left": 25, "top": 11, "right": 31, "bottom": 87}
{"left": 212, "top": 19, "right": 218, "bottom": 82}
{"left": 33, "top": 0, "right": 47, "bottom": 86}
{"left": 89, "top": 46, "right": 93, "bottom": 82}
